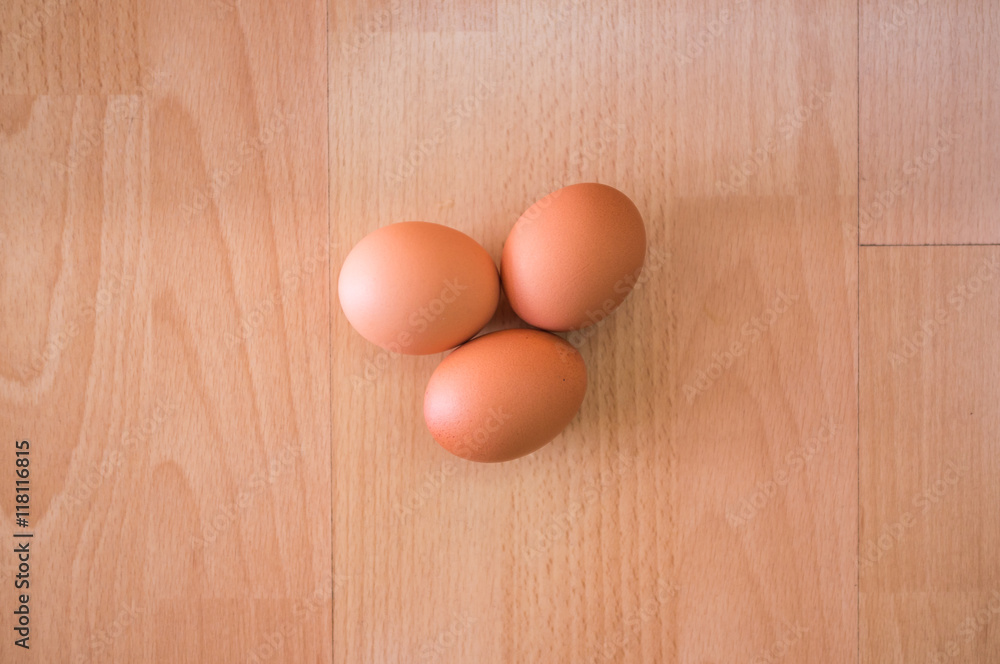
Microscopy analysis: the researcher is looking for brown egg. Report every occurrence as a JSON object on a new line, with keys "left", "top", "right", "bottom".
{"left": 338, "top": 222, "right": 499, "bottom": 355}
{"left": 424, "top": 329, "right": 587, "bottom": 462}
{"left": 501, "top": 183, "right": 646, "bottom": 331}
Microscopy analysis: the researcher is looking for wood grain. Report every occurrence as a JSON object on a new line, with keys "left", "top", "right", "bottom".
{"left": 860, "top": 247, "right": 1000, "bottom": 663}
{"left": 2, "top": 0, "right": 999, "bottom": 662}
{"left": 860, "top": 1, "right": 1000, "bottom": 245}
{"left": 331, "top": 1, "right": 857, "bottom": 662}
{"left": 0, "top": 0, "right": 330, "bottom": 662}
{"left": 0, "top": 0, "right": 143, "bottom": 94}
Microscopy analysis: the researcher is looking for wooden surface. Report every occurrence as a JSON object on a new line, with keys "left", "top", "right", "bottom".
{"left": 0, "top": 1, "right": 997, "bottom": 662}
{"left": 861, "top": 247, "right": 1000, "bottom": 663}
{"left": 1, "top": 1, "right": 331, "bottom": 663}
{"left": 860, "top": 1, "right": 1000, "bottom": 245}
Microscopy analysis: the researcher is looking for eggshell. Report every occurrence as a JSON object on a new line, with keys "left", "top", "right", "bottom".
{"left": 338, "top": 222, "right": 500, "bottom": 355}
{"left": 424, "top": 329, "right": 587, "bottom": 462}
{"left": 501, "top": 183, "right": 646, "bottom": 331}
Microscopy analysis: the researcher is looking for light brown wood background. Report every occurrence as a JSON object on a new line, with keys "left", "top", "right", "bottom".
{"left": 1, "top": 1, "right": 997, "bottom": 662}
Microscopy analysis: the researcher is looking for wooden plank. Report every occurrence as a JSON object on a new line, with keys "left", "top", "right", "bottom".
{"left": 860, "top": 2, "right": 1000, "bottom": 244}
{"left": 21, "top": 0, "right": 1000, "bottom": 661}
{"left": 0, "top": 0, "right": 330, "bottom": 662}
{"left": 0, "top": 0, "right": 143, "bottom": 94}
{"left": 331, "top": 1, "right": 858, "bottom": 661}
{"left": 860, "top": 246, "right": 1000, "bottom": 663}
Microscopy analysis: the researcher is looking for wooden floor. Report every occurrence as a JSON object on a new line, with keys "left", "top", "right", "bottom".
{"left": 1, "top": 1, "right": 997, "bottom": 662}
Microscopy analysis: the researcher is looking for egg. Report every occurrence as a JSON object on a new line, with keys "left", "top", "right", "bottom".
{"left": 424, "top": 329, "right": 587, "bottom": 462}
{"left": 501, "top": 183, "right": 646, "bottom": 331}
{"left": 338, "top": 222, "right": 500, "bottom": 355}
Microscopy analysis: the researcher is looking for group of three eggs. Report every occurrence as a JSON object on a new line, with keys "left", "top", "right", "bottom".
{"left": 339, "top": 183, "right": 647, "bottom": 462}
